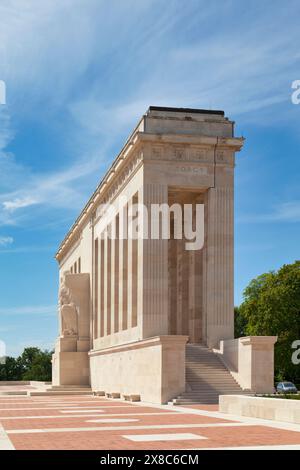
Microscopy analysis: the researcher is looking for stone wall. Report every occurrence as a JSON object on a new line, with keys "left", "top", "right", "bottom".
{"left": 220, "top": 395, "right": 300, "bottom": 424}
{"left": 214, "top": 336, "right": 277, "bottom": 393}
{"left": 89, "top": 335, "right": 188, "bottom": 404}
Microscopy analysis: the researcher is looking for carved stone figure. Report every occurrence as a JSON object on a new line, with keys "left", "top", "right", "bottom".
{"left": 59, "top": 281, "right": 78, "bottom": 337}
{"left": 61, "top": 303, "right": 78, "bottom": 336}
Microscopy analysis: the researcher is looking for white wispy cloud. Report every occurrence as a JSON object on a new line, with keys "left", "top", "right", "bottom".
{"left": 237, "top": 201, "right": 300, "bottom": 224}
{"left": 0, "top": 245, "right": 54, "bottom": 254}
{"left": 3, "top": 197, "right": 38, "bottom": 212}
{"left": 0, "top": 236, "right": 13, "bottom": 246}
{"left": 0, "top": 305, "right": 56, "bottom": 316}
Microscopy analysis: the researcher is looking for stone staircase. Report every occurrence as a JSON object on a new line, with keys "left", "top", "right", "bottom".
{"left": 169, "top": 343, "right": 250, "bottom": 405}
{"left": 29, "top": 385, "right": 92, "bottom": 396}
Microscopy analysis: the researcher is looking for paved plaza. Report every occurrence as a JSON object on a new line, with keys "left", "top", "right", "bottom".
{"left": 1, "top": 393, "right": 300, "bottom": 450}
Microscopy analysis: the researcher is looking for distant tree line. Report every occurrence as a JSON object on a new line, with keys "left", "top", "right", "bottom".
{"left": 235, "top": 260, "right": 300, "bottom": 383}
{"left": 0, "top": 347, "right": 52, "bottom": 381}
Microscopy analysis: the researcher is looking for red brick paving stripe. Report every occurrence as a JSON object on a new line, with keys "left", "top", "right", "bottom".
{"left": 192, "top": 425, "right": 300, "bottom": 448}
{"left": 0, "top": 401, "right": 144, "bottom": 409}
{"left": 1, "top": 412, "right": 232, "bottom": 430}
{"left": 0, "top": 406, "right": 175, "bottom": 418}
{"left": 7, "top": 425, "right": 300, "bottom": 450}
{"left": 0, "top": 403, "right": 137, "bottom": 410}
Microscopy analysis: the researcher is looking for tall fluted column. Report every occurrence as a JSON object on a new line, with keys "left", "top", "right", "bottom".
{"left": 103, "top": 229, "right": 112, "bottom": 337}
{"left": 99, "top": 236, "right": 104, "bottom": 337}
{"left": 113, "top": 216, "right": 119, "bottom": 334}
{"left": 110, "top": 220, "right": 116, "bottom": 335}
{"left": 93, "top": 238, "right": 98, "bottom": 339}
{"left": 204, "top": 186, "right": 234, "bottom": 348}
{"left": 119, "top": 205, "right": 128, "bottom": 331}
{"left": 142, "top": 183, "right": 168, "bottom": 338}
{"left": 128, "top": 195, "right": 138, "bottom": 329}
{"left": 127, "top": 198, "right": 133, "bottom": 329}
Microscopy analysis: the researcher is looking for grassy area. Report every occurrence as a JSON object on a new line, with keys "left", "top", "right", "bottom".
{"left": 261, "top": 394, "right": 300, "bottom": 400}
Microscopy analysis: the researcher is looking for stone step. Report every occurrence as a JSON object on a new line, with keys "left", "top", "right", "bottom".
{"left": 50, "top": 385, "right": 91, "bottom": 389}
{"left": 171, "top": 401, "right": 218, "bottom": 405}
{"left": 179, "top": 390, "right": 250, "bottom": 396}
{"left": 186, "top": 354, "right": 217, "bottom": 357}
{"left": 186, "top": 377, "right": 239, "bottom": 382}
{"left": 172, "top": 343, "right": 245, "bottom": 405}
{"left": 186, "top": 360, "right": 224, "bottom": 363}
{"left": 29, "top": 390, "right": 92, "bottom": 396}
{"left": 186, "top": 371, "right": 229, "bottom": 374}
{"left": 187, "top": 386, "right": 240, "bottom": 390}
{"left": 186, "top": 357, "right": 221, "bottom": 360}
{"left": 170, "top": 399, "right": 219, "bottom": 405}
{"left": 185, "top": 370, "right": 234, "bottom": 380}
{"left": 186, "top": 366, "right": 225, "bottom": 369}
{"left": 182, "top": 389, "right": 246, "bottom": 394}
{"left": 174, "top": 396, "right": 221, "bottom": 400}
{"left": 186, "top": 379, "right": 238, "bottom": 383}
{"left": 185, "top": 370, "right": 238, "bottom": 380}
{"left": 186, "top": 352, "right": 221, "bottom": 355}
{"left": 187, "top": 365, "right": 225, "bottom": 368}
{"left": 175, "top": 394, "right": 238, "bottom": 400}
{"left": 188, "top": 372, "right": 233, "bottom": 375}
{"left": 186, "top": 365, "right": 226, "bottom": 369}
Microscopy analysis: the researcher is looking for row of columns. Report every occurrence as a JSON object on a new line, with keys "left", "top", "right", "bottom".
{"left": 93, "top": 199, "right": 138, "bottom": 339}
{"left": 91, "top": 182, "right": 234, "bottom": 348}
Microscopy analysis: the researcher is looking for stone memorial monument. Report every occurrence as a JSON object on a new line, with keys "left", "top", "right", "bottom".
{"left": 52, "top": 106, "right": 276, "bottom": 403}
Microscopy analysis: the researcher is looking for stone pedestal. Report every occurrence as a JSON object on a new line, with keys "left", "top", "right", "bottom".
{"left": 52, "top": 351, "right": 90, "bottom": 386}
{"left": 52, "top": 273, "right": 90, "bottom": 386}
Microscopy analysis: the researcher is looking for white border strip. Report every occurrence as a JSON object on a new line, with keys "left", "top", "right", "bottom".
{"left": 0, "top": 423, "right": 15, "bottom": 450}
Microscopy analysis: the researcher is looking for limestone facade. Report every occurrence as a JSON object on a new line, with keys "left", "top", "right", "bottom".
{"left": 52, "top": 106, "right": 275, "bottom": 403}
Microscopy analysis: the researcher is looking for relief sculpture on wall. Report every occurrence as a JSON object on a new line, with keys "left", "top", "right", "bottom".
{"left": 59, "top": 278, "right": 78, "bottom": 337}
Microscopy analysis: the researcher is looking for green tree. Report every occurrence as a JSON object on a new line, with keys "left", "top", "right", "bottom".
{"left": 19, "top": 347, "right": 42, "bottom": 375}
{"left": 0, "top": 347, "right": 53, "bottom": 382}
{"left": 22, "top": 350, "right": 52, "bottom": 381}
{"left": 234, "top": 306, "right": 247, "bottom": 338}
{"left": 0, "top": 356, "right": 23, "bottom": 380}
{"left": 239, "top": 261, "right": 300, "bottom": 382}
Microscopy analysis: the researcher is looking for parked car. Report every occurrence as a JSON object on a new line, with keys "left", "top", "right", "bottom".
{"left": 276, "top": 381, "right": 298, "bottom": 394}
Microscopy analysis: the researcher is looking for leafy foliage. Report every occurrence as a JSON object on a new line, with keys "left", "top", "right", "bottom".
{"left": 237, "top": 261, "right": 300, "bottom": 382}
{"left": 234, "top": 306, "right": 247, "bottom": 338}
{"left": 0, "top": 347, "right": 52, "bottom": 381}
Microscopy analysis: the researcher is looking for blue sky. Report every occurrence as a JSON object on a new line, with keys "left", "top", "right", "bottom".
{"left": 0, "top": 0, "right": 300, "bottom": 356}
